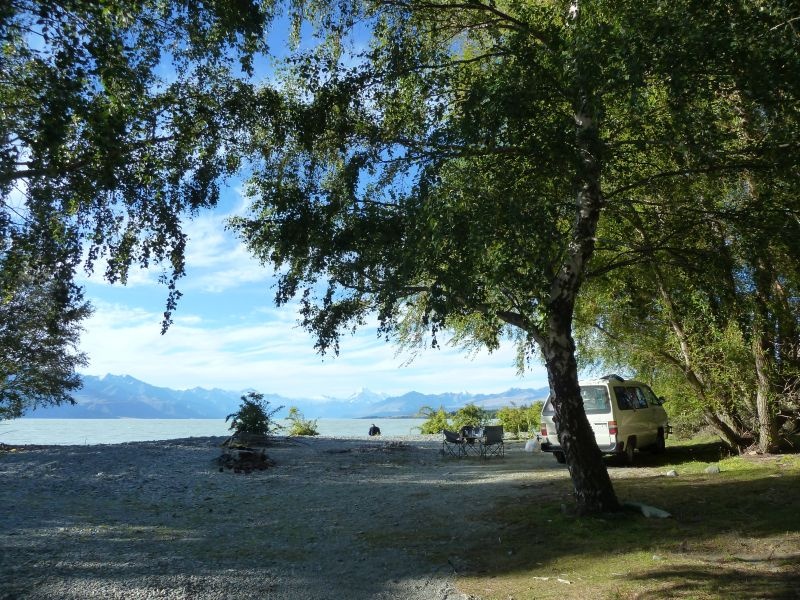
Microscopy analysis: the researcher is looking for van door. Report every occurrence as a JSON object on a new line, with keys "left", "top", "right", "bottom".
{"left": 641, "top": 385, "right": 669, "bottom": 433}
{"left": 611, "top": 385, "right": 648, "bottom": 446}
{"left": 613, "top": 384, "right": 658, "bottom": 447}
{"left": 580, "top": 385, "right": 614, "bottom": 449}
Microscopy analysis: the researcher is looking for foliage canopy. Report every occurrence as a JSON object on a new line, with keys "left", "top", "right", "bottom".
{"left": 1, "top": 0, "right": 282, "bottom": 412}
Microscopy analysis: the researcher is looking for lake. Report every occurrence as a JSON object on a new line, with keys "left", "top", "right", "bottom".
{"left": 0, "top": 418, "right": 430, "bottom": 446}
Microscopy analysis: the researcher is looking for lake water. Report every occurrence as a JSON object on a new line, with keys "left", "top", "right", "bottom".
{"left": 0, "top": 418, "right": 430, "bottom": 446}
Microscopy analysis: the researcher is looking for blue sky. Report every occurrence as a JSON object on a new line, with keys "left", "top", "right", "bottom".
{"left": 76, "top": 182, "right": 550, "bottom": 398}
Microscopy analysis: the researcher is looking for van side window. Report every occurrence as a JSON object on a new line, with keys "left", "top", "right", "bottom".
{"left": 642, "top": 386, "right": 662, "bottom": 405}
{"left": 633, "top": 387, "right": 649, "bottom": 408}
{"left": 614, "top": 387, "right": 634, "bottom": 410}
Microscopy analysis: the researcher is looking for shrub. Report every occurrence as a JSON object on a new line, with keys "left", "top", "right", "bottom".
{"left": 286, "top": 406, "right": 319, "bottom": 436}
{"left": 452, "top": 403, "right": 488, "bottom": 432}
{"left": 226, "top": 392, "right": 283, "bottom": 436}
{"left": 417, "top": 405, "right": 451, "bottom": 434}
{"left": 497, "top": 402, "right": 543, "bottom": 438}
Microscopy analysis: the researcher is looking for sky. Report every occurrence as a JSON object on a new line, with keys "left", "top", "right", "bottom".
{"left": 76, "top": 183, "right": 550, "bottom": 399}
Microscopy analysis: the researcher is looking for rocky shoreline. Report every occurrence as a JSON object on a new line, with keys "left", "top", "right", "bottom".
{"left": 0, "top": 435, "right": 562, "bottom": 599}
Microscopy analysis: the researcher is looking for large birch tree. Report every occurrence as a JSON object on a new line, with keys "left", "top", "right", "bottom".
{"left": 235, "top": 0, "right": 799, "bottom": 513}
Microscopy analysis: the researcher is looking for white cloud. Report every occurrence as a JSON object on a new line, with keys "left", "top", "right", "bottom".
{"left": 78, "top": 299, "right": 547, "bottom": 398}
{"left": 179, "top": 193, "right": 277, "bottom": 293}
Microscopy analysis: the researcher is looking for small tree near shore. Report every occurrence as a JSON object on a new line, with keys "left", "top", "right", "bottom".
{"left": 226, "top": 392, "right": 283, "bottom": 437}
{"left": 497, "top": 403, "right": 543, "bottom": 439}
{"left": 452, "top": 404, "right": 489, "bottom": 432}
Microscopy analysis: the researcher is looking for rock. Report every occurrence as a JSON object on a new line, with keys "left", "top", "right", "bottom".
{"left": 622, "top": 501, "right": 672, "bottom": 518}
{"left": 704, "top": 464, "right": 721, "bottom": 474}
{"left": 665, "top": 469, "right": 678, "bottom": 477}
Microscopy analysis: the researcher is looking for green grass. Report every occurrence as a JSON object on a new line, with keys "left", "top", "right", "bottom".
{"left": 456, "top": 439, "right": 800, "bottom": 600}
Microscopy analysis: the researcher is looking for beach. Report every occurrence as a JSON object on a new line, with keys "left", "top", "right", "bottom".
{"left": 1, "top": 435, "right": 565, "bottom": 599}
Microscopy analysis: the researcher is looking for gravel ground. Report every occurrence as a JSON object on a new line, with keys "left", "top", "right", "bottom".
{"left": 0, "top": 435, "right": 567, "bottom": 599}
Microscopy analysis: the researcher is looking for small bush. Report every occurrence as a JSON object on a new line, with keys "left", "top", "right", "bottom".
{"left": 226, "top": 392, "right": 283, "bottom": 436}
{"left": 417, "top": 405, "right": 451, "bottom": 434}
{"left": 452, "top": 403, "right": 488, "bottom": 432}
{"left": 497, "top": 402, "right": 543, "bottom": 438}
{"left": 286, "top": 406, "right": 319, "bottom": 436}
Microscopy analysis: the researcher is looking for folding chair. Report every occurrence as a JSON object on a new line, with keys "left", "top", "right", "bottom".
{"left": 480, "top": 425, "right": 505, "bottom": 458}
{"left": 442, "top": 429, "right": 466, "bottom": 457}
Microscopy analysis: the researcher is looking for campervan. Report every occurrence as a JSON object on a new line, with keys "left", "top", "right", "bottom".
{"left": 539, "top": 375, "right": 670, "bottom": 464}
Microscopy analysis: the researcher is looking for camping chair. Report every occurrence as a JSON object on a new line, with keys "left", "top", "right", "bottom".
{"left": 479, "top": 425, "right": 505, "bottom": 458}
{"left": 442, "top": 429, "right": 466, "bottom": 458}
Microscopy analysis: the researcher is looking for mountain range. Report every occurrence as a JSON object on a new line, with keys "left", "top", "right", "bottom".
{"left": 27, "top": 374, "right": 550, "bottom": 420}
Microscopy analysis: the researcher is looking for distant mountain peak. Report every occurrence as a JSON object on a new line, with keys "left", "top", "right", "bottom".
{"left": 346, "top": 388, "right": 388, "bottom": 403}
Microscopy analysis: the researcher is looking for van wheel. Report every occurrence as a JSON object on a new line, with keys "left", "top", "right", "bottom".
{"left": 553, "top": 451, "right": 566, "bottom": 464}
{"left": 652, "top": 429, "right": 666, "bottom": 454}
{"left": 625, "top": 438, "right": 636, "bottom": 465}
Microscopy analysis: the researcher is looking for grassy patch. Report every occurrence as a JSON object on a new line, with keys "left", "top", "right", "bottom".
{"left": 456, "top": 440, "right": 800, "bottom": 599}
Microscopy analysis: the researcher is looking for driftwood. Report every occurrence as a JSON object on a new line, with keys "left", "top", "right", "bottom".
{"left": 222, "top": 432, "right": 272, "bottom": 448}
{"left": 217, "top": 447, "right": 275, "bottom": 474}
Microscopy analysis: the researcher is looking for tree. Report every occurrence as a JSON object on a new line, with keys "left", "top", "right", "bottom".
{"left": 571, "top": 2, "right": 800, "bottom": 454}
{"left": 1, "top": 0, "right": 280, "bottom": 321}
{"left": 452, "top": 403, "right": 489, "bottom": 433}
{"left": 233, "top": 1, "right": 800, "bottom": 512}
{"left": 233, "top": 0, "right": 619, "bottom": 512}
{"left": 1, "top": 0, "right": 282, "bottom": 410}
{"left": 575, "top": 172, "right": 800, "bottom": 453}
{"left": 226, "top": 392, "right": 284, "bottom": 437}
{"left": 416, "top": 406, "right": 450, "bottom": 434}
{"left": 0, "top": 233, "right": 92, "bottom": 418}
{"left": 497, "top": 403, "right": 542, "bottom": 439}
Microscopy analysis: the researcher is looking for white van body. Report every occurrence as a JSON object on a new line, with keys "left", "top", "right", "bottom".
{"left": 539, "top": 375, "right": 670, "bottom": 464}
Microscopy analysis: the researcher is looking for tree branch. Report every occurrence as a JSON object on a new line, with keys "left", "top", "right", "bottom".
{"left": 605, "top": 161, "right": 775, "bottom": 200}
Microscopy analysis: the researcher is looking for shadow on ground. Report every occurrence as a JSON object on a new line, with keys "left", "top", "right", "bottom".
{"left": 1, "top": 437, "right": 797, "bottom": 599}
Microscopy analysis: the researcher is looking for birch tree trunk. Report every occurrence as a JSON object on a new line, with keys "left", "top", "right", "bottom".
{"left": 540, "top": 12, "right": 620, "bottom": 510}
{"left": 543, "top": 305, "right": 619, "bottom": 513}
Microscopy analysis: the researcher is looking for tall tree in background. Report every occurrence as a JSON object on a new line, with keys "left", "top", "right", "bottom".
{"left": 0, "top": 0, "right": 281, "bottom": 411}
{"left": 574, "top": 2, "right": 800, "bottom": 454}
{"left": 576, "top": 172, "right": 800, "bottom": 453}
{"left": 234, "top": 0, "right": 800, "bottom": 511}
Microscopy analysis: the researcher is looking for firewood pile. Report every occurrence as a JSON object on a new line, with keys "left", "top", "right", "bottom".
{"left": 217, "top": 447, "right": 275, "bottom": 474}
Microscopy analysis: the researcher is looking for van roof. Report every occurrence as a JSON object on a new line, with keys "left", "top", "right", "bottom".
{"left": 580, "top": 377, "right": 647, "bottom": 386}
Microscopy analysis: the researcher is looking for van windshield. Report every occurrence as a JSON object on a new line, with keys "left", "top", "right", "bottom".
{"left": 541, "top": 386, "right": 610, "bottom": 415}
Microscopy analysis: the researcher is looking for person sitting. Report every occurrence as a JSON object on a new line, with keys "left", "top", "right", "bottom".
{"left": 368, "top": 424, "right": 381, "bottom": 436}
